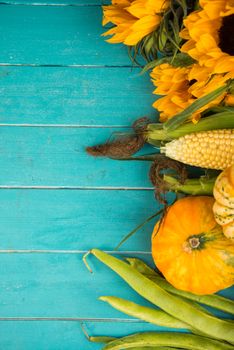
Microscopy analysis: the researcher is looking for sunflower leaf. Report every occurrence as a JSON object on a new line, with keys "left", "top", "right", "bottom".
{"left": 176, "top": 0, "right": 188, "bottom": 16}
{"left": 141, "top": 53, "right": 194, "bottom": 74}
{"left": 170, "top": 52, "right": 195, "bottom": 66}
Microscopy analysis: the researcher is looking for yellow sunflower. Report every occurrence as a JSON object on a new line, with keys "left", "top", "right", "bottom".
{"left": 151, "top": 62, "right": 234, "bottom": 122}
{"left": 150, "top": 63, "right": 191, "bottom": 122}
{"left": 188, "top": 64, "right": 234, "bottom": 104}
{"left": 180, "top": 0, "right": 234, "bottom": 74}
{"left": 102, "top": 0, "right": 170, "bottom": 46}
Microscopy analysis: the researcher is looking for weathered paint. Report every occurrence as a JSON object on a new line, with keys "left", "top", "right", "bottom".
{"left": 0, "top": 1, "right": 232, "bottom": 349}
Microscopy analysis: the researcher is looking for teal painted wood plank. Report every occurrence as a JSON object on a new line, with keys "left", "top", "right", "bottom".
{"left": 0, "top": 66, "right": 156, "bottom": 126}
{"left": 0, "top": 189, "right": 160, "bottom": 251}
{"left": 0, "top": 253, "right": 156, "bottom": 317}
{"left": 0, "top": 321, "right": 183, "bottom": 350}
{"left": 3, "top": 0, "right": 109, "bottom": 4}
{"left": 0, "top": 5, "right": 130, "bottom": 65}
{"left": 0, "top": 253, "right": 232, "bottom": 318}
{"left": 0, "top": 127, "right": 154, "bottom": 187}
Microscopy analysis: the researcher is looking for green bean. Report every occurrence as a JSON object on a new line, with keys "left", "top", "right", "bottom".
{"left": 126, "top": 258, "right": 234, "bottom": 315}
{"left": 119, "top": 348, "right": 184, "bottom": 350}
{"left": 89, "top": 336, "right": 182, "bottom": 349}
{"left": 89, "top": 336, "right": 116, "bottom": 343}
{"left": 97, "top": 258, "right": 231, "bottom": 340}
{"left": 130, "top": 348, "right": 184, "bottom": 350}
{"left": 102, "top": 332, "right": 234, "bottom": 350}
{"left": 121, "top": 348, "right": 180, "bottom": 350}
{"left": 100, "top": 296, "right": 190, "bottom": 330}
{"left": 151, "top": 276, "right": 234, "bottom": 317}
{"left": 125, "top": 258, "right": 156, "bottom": 276}
{"left": 88, "top": 249, "right": 234, "bottom": 343}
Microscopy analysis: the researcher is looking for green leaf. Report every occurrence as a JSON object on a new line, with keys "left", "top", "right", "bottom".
{"left": 115, "top": 209, "right": 163, "bottom": 250}
{"left": 141, "top": 53, "right": 195, "bottom": 74}
{"left": 164, "top": 81, "right": 232, "bottom": 131}
{"left": 171, "top": 53, "right": 196, "bottom": 67}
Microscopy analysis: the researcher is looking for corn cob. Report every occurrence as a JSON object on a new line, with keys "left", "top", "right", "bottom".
{"left": 161, "top": 129, "right": 234, "bottom": 170}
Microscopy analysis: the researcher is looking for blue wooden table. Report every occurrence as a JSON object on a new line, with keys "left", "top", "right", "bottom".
{"left": 0, "top": 1, "right": 162, "bottom": 348}
{"left": 0, "top": 1, "right": 233, "bottom": 349}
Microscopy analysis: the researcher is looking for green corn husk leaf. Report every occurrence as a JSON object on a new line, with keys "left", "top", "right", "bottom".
{"left": 202, "top": 105, "right": 234, "bottom": 116}
{"left": 119, "top": 153, "right": 161, "bottom": 161}
{"left": 164, "top": 81, "right": 233, "bottom": 131}
{"left": 162, "top": 175, "right": 216, "bottom": 196}
{"left": 146, "top": 111, "right": 234, "bottom": 143}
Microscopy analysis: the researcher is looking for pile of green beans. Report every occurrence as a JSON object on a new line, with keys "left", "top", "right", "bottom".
{"left": 83, "top": 249, "right": 234, "bottom": 350}
{"left": 125, "top": 257, "right": 234, "bottom": 315}
{"left": 101, "top": 333, "right": 234, "bottom": 350}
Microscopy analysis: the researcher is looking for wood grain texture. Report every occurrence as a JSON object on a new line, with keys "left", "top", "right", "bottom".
{"left": 0, "top": 5, "right": 131, "bottom": 66}
{"left": 0, "top": 252, "right": 232, "bottom": 319}
{"left": 0, "top": 66, "right": 157, "bottom": 126}
{"left": 0, "top": 252, "right": 155, "bottom": 318}
{"left": 1, "top": 1, "right": 233, "bottom": 349}
{"left": 0, "top": 127, "right": 155, "bottom": 187}
{"left": 0, "top": 189, "right": 161, "bottom": 251}
{"left": 2, "top": 1, "right": 103, "bottom": 4}
{"left": 0, "top": 321, "right": 180, "bottom": 350}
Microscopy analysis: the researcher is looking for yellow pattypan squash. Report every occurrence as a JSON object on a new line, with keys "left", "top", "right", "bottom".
{"left": 152, "top": 196, "right": 234, "bottom": 295}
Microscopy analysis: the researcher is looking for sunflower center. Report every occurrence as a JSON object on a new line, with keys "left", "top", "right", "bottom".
{"left": 219, "top": 15, "right": 234, "bottom": 56}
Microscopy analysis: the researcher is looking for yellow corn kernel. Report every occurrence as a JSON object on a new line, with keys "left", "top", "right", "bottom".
{"left": 162, "top": 129, "right": 234, "bottom": 170}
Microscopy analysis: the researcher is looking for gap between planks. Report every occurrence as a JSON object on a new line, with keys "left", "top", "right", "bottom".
{"left": 0, "top": 317, "right": 144, "bottom": 322}
{"left": 0, "top": 186, "right": 154, "bottom": 190}
{"left": 0, "top": 63, "right": 139, "bottom": 69}
{"left": 0, "top": 2, "right": 105, "bottom": 7}
{"left": 0, "top": 249, "right": 151, "bottom": 254}
{"left": 0, "top": 124, "right": 131, "bottom": 128}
